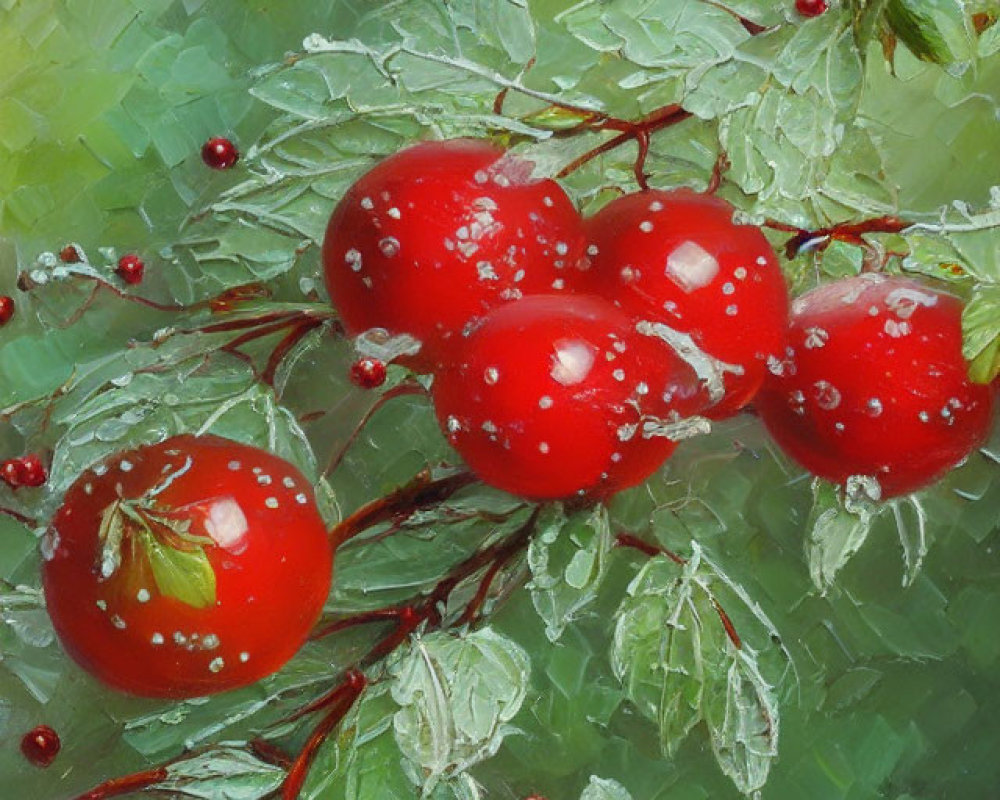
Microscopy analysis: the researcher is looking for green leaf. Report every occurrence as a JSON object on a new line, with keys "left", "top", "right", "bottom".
{"left": 156, "top": 747, "right": 285, "bottom": 799}
{"left": 703, "top": 649, "right": 779, "bottom": 796}
{"left": 139, "top": 527, "right": 217, "bottom": 609}
{"left": 963, "top": 284, "right": 1000, "bottom": 383}
{"left": 527, "top": 503, "right": 614, "bottom": 642}
{"left": 886, "top": 0, "right": 978, "bottom": 66}
{"left": 611, "top": 554, "right": 724, "bottom": 757}
{"left": 806, "top": 478, "right": 876, "bottom": 593}
{"left": 580, "top": 775, "right": 634, "bottom": 800}
{"left": 390, "top": 628, "right": 530, "bottom": 794}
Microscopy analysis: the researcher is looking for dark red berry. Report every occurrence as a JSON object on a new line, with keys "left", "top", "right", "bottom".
{"left": 21, "top": 725, "right": 60, "bottom": 768}
{"left": 116, "top": 254, "right": 145, "bottom": 285}
{"left": 349, "top": 357, "right": 388, "bottom": 389}
{"left": 201, "top": 137, "right": 240, "bottom": 170}
{"left": 59, "top": 245, "right": 81, "bottom": 263}
{"left": 17, "top": 454, "right": 47, "bottom": 488}
{"left": 795, "top": 0, "right": 828, "bottom": 16}
{"left": 1, "top": 459, "right": 21, "bottom": 487}
{"left": 0, "top": 295, "right": 14, "bottom": 325}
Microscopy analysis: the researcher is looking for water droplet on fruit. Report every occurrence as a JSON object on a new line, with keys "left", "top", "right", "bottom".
{"left": 484, "top": 367, "right": 500, "bottom": 385}
{"left": 804, "top": 327, "right": 829, "bottom": 349}
{"left": 208, "top": 657, "right": 225, "bottom": 673}
{"left": 639, "top": 221, "right": 653, "bottom": 233}
{"left": 378, "top": 237, "right": 400, "bottom": 257}
{"left": 539, "top": 395, "right": 553, "bottom": 409}
{"left": 345, "top": 249, "right": 363, "bottom": 271}
{"left": 866, "top": 397, "right": 884, "bottom": 417}
{"left": 814, "top": 380, "right": 841, "bottom": 410}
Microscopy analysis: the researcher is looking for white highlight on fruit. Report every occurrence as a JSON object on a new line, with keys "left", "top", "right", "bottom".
{"left": 665, "top": 241, "right": 719, "bottom": 292}
{"left": 204, "top": 497, "right": 249, "bottom": 554}
{"left": 884, "top": 286, "right": 938, "bottom": 319}
{"left": 804, "top": 327, "right": 830, "bottom": 349}
{"left": 550, "top": 339, "right": 595, "bottom": 386}
{"left": 813, "top": 380, "right": 842, "bottom": 411}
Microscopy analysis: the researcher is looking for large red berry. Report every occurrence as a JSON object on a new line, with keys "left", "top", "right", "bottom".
{"left": 432, "top": 295, "right": 702, "bottom": 501}
{"left": 756, "top": 275, "right": 994, "bottom": 499}
{"left": 42, "top": 434, "right": 333, "bottom": 697}
{"left": 116, "top": 254, "right": 145, "bottom": 285}
{"left": 573, "top": 189, "right": 789, "bottom": 419}
{"left": 322, "top": 139, "right": 587, "bottom": 370}
{"left": 0, "top": 295, "right": 14, "bottom": 325}
{"left": 201, "top": 137, "right": 239, "bottom": 170}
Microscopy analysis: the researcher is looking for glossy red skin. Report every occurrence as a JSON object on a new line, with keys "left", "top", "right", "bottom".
{"left": 0, "top": 295, "right": 14, "bottom": 325}
{"left": 21, "top": 725, "right": 60, "bottom": 768}
{"left": 202, "top": 137, "right": 239, "bottom": 170}
{"left": 322, "top": 139, "right": 587, "bottom": 370}
{"left": 42, "top": 434, "right": 333, "bottom": 698}
{"left": 756, "top": 275, "right": 994, "bottom": 498}
{"left": 574, "top": 189, "right": 789, "bottom": 419}
{"left": 349, "top": 357, "right": 388, "bottom": 389}
{"left": 116, "top": 254, "right": 144, "bottom": 285}
{"left": 795, "top": 0, "right": 828, "bottom": 17}
{"left": 432, "top": 295, "right": 702, "bottom": 501}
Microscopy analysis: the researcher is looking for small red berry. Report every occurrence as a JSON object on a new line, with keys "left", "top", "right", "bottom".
{"left": 21, "top": 725, "right": 61, "bottom": 768}
{"left": 116, "top": 254, "right": 145, "bottom": 285}
{"left": 795, "top": 0, "right": 828, "bottom": 16}
{"left": 17, "top": 454, "right": 47, "bottom": 488}
{"left": 349, "top": 357, "right": 388, "bottom": 389}
{"left": 0, "top": 295, "right": 14, "bottom": 325}
{"left": 201, "top": 137, "right": 240, "bottom": 170}
{"left": 59, "top": 245, "right": 82, "bottom": 263}
{"left": 1, "top": 459, "right": 21, "bottom": 487}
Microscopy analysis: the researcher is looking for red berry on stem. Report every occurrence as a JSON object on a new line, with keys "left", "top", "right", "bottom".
{"left": 43, "top": 434, "right": 333, "bottom": 697}
{"left": 17, "top": 454, "right": 47, "bottom": 487}
{"left": 573, "top": 189, "right": 789, "bottom": 419}
{"left": 795, "top": 0, "right": 828, "bottom": 17}
{"left": 201, "top": 137, "right": 239, "bottom": 170}
{"left": 1, "top": 459, "right": 21, "bottom": 487}
{"left": 756, "top": 274, "right": 994, "bottom": 499}
{"left": 349, "top": 357, "right": 388, "bottom": 389}
{"left": 116, "top": 254, "right": 145, "bottom": 285}
{"left": 323, "top": 139, "right": 588, "bottom": 370}
{"left": 59, "top": 245, "right": 81, "bottom": 263}
{"left": 0, "top": 295, "right": 14, "bottom": 325}
{"left": 432, "top": 295, "right": 701, "bottom": 501}
{"left": 21, "top": 725, "right": 61, "bottom": 768}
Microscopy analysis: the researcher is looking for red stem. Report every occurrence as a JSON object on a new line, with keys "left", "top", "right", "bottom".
{"left": 280, "top": 677, "right": 367, "bottom": 800}
{"left": 0, "top": 506, "right": 37, "bottom": 527}
{"left": 73, "top": 766, "right": 169, "bottom": 800}
{"left": 765, "top": 215, "right": 911, "bottom": 260}
{"left": 262, "top": 319, "right": 325, "bottom": 386}
{"left": 330, "top": 470, "right": 478, "bottom": 545}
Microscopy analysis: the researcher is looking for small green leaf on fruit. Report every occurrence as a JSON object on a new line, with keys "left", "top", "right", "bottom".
{"left": 97, "top": 500, "right": 126, "bottom": 581}
{"left": 140, "top": 530, "right": 217, "bottom": 609}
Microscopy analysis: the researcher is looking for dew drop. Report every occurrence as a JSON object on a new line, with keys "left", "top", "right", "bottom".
{"left": 378, "top": 237, "right": 400, "bottom": 258}
{"left": 814, "top": 380, "right": 842, "bottom": 411}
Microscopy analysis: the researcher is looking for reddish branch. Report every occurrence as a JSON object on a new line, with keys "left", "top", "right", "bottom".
{"left": 0, "top": 506, "right": 37, "bottom": 527}
{"left": 765, "top": 215, "right": 912, "bottom": 260}
{"left": 321, "top": 379, "right": 430, "bottom": 478}
{"left": 615, "top": 532, "right": 742, "bottom": 650}
{"left": 556, "top": 104, "right": 693, "bottom": 190}
{"left": 330, "top": 469, "right": 478, "bottom": 545}
{"left": 73, "top": 766, "right": 169, "bottom": 800}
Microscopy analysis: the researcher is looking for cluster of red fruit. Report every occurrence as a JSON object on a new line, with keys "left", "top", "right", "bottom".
{"left": 1, "top": 453, "right": 47, "bottom": 490}
{"left": 323, "top": 139, "right": 995, "bottom": 502}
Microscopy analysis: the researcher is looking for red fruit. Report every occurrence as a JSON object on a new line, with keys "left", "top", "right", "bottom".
{"left": 59, "top": 245, "right": 81, "bottom": 263}
{"left": 0, "top": 295, "right": 14, "bottom": 325}
{"left": 574, "top": 189, "right": 789, "bottom": 419}
{"left": 16, "top": 454, "right": 47, "bottom": 487}
{"left": 42, "top": 434, "right": 333, "bottom": 697}
{"left": 116, "top": 254, "right": 145, "bottom": 285}
{"left": 432, "top": 295, "right": 702, "bottom": 501}
{"left": 795, "top": 0, "right": 828, "bottom": 16}
{"left": 349, "top": 357, "right": 388, "bottom": 389}
{"left": 1, "top": 459, "right": 21, "bottom": 487}
{"left": 21, "top": 725, "right": 61, "bottom": 768}
{"left": 322, "top": 139, "right": 587, "bottom": 370}
{"left": 756, "top": 275, "right": 994, "bottom": 499}
{"left": 201, "top": 137, "right": 239, "bottom": 170}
